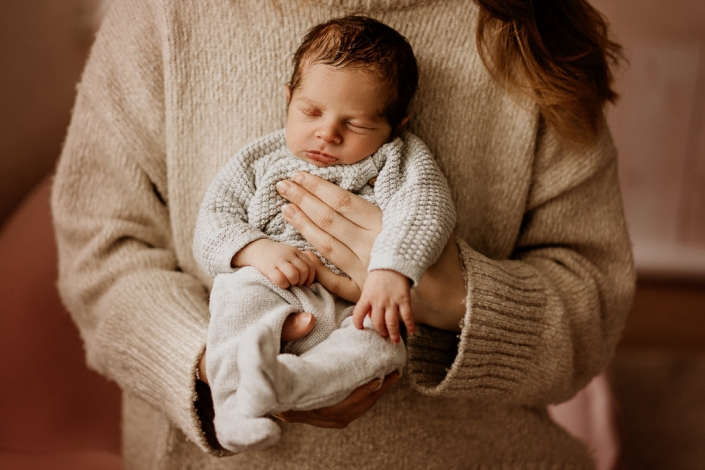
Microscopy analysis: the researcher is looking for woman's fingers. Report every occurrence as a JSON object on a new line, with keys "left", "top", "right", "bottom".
{"left": 290, "top": 172, "right": 383, "bottom": 231}
{"left": 316, "top": 371, "right": 401, "bottom": 418}
{"left": 276, "top": 176, "right": 380, "bottom": 262}
{"left": 272, "top": 371, "right": 401, "bottom": 428}
{"left": 304, "top": 251, "right": 362, "bottom": 302}
{"left": 281, "top": 203, "right": 368, "bottom": 289}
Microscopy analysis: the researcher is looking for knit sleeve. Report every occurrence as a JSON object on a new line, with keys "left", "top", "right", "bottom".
{"left": 368, "top": 133, "right": 457, "bottom": 284}
{"left": 405, "top": 119, "right": 636, "bottom": 406}
{"left": 51, "top": 0, "right": 224, "bottom": 455}
{"left": 193, "top": 131, "right": 286, "bottom": 277}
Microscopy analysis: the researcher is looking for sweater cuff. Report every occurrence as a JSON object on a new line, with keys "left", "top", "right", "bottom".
{"left": 91, "top": 272, "right": 228, "bottom": 455}
{"left": 406, "top": 239, "right": 546, "bottom": 399}
{"left": 367, "top": 255, "right": 425, "bottom": 285}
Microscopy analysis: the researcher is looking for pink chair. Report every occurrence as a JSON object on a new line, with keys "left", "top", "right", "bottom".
{"left": 0, "top": 176, "right": 121, "bottom": 470}
{"left": 0, "top": 176, "right": 620, "bottom": 470}
{"left": 549, "top": 374, "right": 622, "bottom": 470}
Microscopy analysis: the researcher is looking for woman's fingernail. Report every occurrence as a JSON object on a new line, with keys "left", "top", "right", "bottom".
{"left": 276, "top": 180, "right": 291, "bottom": 194}
{"left": 281, "top": 204, "right": 295, "bottom": 218}
{"left": 292, "top": 172, "right": 305, "bottom": 184}
{"left": 369, "top": 379, "right": 383, "bottom": 391}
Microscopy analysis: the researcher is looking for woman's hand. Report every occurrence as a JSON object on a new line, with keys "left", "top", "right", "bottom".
{"left": 277, "top": 171, "right": 466, "bottom": 331}
{"left": 198, "top": 311, "right": 401, "bottom": 429}
{"left": 273, "top": 371, "right": 401, "bottom": 428}
{"left": 276, "top": 173, "right": 382, "bottom": 302}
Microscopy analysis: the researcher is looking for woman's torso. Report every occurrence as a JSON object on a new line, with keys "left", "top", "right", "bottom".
{"left": 127, "top": 0, "right": 593, "bottom": 468}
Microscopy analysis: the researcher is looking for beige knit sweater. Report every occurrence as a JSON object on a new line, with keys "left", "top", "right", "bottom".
{"left": 51, "top": 0, "right": 636, "bottom": 468}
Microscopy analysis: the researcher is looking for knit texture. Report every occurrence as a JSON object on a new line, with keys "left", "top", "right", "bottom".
{"left": 193, "top": 129, "right": 455, "bottom": 284}
{"left": 206, "top": 268, "right": 406, "bottom": 452}
{"left": 51, "top": 0, "right": 636, "bottom": 468}
{"left": 195, "top": 130, "right": 451, "bottom": 451}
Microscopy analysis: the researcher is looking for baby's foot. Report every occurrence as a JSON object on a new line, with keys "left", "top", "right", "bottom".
{"left": 236, "top": 323, "right": 281, "bottom": 417}
{"left": 213, "top": 323, "right": 282, "bottom": 452}
{"left": 214, "top": 412, "right": 280, "bottom": 453}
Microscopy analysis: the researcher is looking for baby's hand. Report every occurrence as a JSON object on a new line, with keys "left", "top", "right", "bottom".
{"left": 352, "top": 270, "right": 413, "bottom": 344}
{"left": 233, "top": 239, "right": 315, "bottom": 289}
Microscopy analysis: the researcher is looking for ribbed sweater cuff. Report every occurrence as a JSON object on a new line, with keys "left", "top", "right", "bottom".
{"left": 91, "top": 271, "right": 225, "bottom": 454}
{"left": 407, "top": 239, "right": 546, "bottom": 398}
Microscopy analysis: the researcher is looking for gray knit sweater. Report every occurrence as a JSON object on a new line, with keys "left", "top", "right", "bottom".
{"left": 193, "top": 130, "right": 455, "bottom": 284}
{"left": 51, "top": 0, "right": 636, "bottom": 468}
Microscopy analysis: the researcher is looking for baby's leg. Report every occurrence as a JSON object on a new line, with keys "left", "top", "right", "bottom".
{"left": 207, "top": 267, "right": 304, "bottom": 452}
{"left": 239, "top": 310, "right": 406, "bottom": 415}
{"left": 208, "top": 269, "right": 404, "bottom": 451}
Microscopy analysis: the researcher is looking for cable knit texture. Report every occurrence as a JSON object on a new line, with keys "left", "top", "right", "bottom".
{"left": 193, "top": 129, "right": 455, "bottom": 284}
{"left": 51, "top": 0, "right": 636, "bottom": 468}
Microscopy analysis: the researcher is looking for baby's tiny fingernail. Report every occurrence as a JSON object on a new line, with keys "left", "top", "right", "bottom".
{"left": 292, "top": 172, "right": 305, "bottom": 184}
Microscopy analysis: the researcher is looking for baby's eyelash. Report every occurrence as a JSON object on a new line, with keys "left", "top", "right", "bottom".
{"left": 347, "top": 122, "right": 372, "bottom": 130}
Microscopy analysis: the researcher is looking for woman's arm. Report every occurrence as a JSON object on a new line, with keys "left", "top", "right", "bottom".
{"left": 279, "top": 121, "right": 635, "bottom": 406}
{"left": 52, "top": 0, "right": 223, "bottom": 454}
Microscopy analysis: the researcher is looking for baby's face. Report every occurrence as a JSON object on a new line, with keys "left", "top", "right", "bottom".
{"left": 285, "top": 63, "right": 393, "bottom": 167}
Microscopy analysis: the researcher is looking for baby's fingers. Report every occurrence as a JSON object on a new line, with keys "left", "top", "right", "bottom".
{"left": 386, "top": 307, "right": 402, "bottom": 344}
{"left": 371, "top": 305, "right": 389, "bottom": 339}
{"left": 400, "top": 302, "right": 415, "bottom": 336}
{"left": 277, "top": 262, "right": 301, "bottom": 287}
{"left": 289, "top": 255, "right": 312, "bottom": 286}
{"left": 352, "top": 300, "right": 369, "bottom": 330}
{"left": 267, "top": 267, "right": 292, "bottom": 289}
{"left": 298, "top": 251, "right": 316, "bottom": 286}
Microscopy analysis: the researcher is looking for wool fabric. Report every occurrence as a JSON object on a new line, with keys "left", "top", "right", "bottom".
{"left": 51, "top": 0, "right": 636, "bottom": 468}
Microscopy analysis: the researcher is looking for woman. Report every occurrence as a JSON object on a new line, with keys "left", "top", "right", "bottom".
{"left": 52, "top": 0, "right": 635, "bottom": 468}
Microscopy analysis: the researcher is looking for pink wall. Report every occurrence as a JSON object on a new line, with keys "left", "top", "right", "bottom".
{"left": 592, "top": 0, "right": 705, "bottom": 277}
{"left": 0, "top": 0, "right": 96, "bottom": 225}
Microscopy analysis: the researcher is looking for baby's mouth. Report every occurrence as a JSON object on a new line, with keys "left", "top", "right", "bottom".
{"left": 305, "top": 150, "right": 338, "bottom": 164}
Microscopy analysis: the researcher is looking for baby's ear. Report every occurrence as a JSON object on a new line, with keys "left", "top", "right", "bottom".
{"left": 284, "top": 85, "right": 291, "bottom": 103}
{"left": 394, "top": 114, "right": 411, "bottom": 135}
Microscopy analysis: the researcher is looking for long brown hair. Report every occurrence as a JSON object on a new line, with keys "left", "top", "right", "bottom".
{"left": 475, "top": 0, "right": 623, "bottom": 144}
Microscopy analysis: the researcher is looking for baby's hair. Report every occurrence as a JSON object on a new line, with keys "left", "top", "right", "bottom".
{"left": 289, "top": 16, "right": 418, "bottom": 133}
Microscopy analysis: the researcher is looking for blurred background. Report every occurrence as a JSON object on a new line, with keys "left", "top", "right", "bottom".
{"left": 0, "top": 0, "right": 703, "bottom": 469}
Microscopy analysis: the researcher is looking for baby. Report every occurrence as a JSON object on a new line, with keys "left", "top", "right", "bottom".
{"left": 193, "top": 16, "right": 456, "bottom": 453}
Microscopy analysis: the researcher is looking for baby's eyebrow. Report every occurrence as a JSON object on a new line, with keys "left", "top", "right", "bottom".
{"left": 297, "top": 96, "right": 320, "bottom": 108}
{"left": 296, "top": 95, "right": 385, "bottom": 122}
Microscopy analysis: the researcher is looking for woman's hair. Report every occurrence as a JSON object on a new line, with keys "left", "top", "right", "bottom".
{"left": 475, "top": 0, "right": 623, "bottom": 144}
{"left": 289, "top": 16, "right": 418, "bottom": 132}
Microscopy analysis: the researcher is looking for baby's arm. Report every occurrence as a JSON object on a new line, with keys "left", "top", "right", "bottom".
{"left": 352, "top": 270, "right": 414, "bottom": 344}
{"left": 233, "top": 239, "right": 315, "bottom": 289}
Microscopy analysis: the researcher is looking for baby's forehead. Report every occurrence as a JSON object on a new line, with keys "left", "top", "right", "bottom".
{"left": 297, "top": 62, "right": 392, "bottom": 99}
{"left": 298, "top": 57, "right": 388, "bottom": 87}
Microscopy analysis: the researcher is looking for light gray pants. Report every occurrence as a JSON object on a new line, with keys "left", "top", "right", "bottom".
{"left": 206, "top": 266, "right": 406, "bottom": 453}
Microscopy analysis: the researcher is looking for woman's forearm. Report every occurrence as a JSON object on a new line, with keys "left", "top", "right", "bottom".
{"left": 411, "top": 236, "right": 466, "bottom": 332}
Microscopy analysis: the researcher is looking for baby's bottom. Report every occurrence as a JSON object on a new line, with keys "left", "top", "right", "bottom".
{"left": 206, "top": 266, "right": 406, "bottom": 453}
